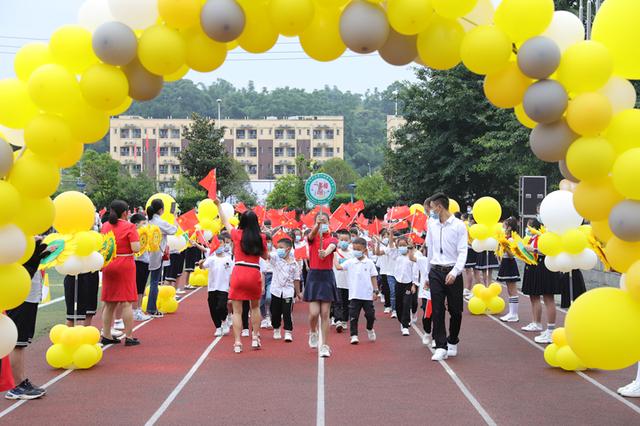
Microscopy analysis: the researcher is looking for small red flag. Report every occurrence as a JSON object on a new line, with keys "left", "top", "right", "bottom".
{"left": 425, "top": 299, "right": 432, "bottom": 319}
{"left": 407, "top": 232, "right": 425, "bottom": 245}
{"left": 356, "top": 214, "right": 369, "bottom": 229}
{"left": 390, "top": 220, "right": 409, "bottom": 231}
{"left": 253, "top": 205, "right": 266, "bottom": 225}
{"left": 331, "top": 204, "right": 350, "bottom": 225}
{"left": 388, "top": 205, "right": 411, "bottom": 221}
{"left": 294, "top": 246, "right": 309, "bottom": 260}
{"left": 272, "top": 229, "right": 289, "bottom": 245}
{"left": 199, "top": 169, "right": 217, "bottom": 200}
{"left": 176, "top": 209, "right": 198, "bottom": 234}
{"left": 209, "top": 235, "right": 221, "bottom": 252}
{"left": 235, "top": 202, "right": 248, "bottom": 214}
{"left": 411, "top": 211, "right": 428, "bottom": 233}
{"left": 301, "top": 212, "right": 315, "bottom": 229}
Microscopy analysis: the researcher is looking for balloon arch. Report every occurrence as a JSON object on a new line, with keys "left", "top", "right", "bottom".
{"left": 1, "top": 0, "right": 640, "bottom": 371}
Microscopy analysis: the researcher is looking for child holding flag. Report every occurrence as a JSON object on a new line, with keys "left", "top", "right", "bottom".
{"left": 200, "top": 232, "right": 234, "bottom": 337}
{"left": 333, "top": 229, "right": 353, "bottom": 333}
{"left": 268, "top": 237, "right": 302, "bottom": 342}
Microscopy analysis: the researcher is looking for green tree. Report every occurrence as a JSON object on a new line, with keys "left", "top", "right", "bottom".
{"left": 173, "top": 175, "right": 206, "bottom": 212}
{"left": 319, "top": 158, "right": 360, "bottom": 192}
{"left": 119, "top": 173, "right": 156, "bottom": 209}
{"left": 265, "top": 175, "right": 306, "bottom": 209}
{"left": 67, "top": 150, "right": 122, "bottom": 210}
{"left": 227, "top": 160, "right": 258, "bottom": 206}
{"left": 355, "top": 173, "right": 396, "bottom": 218}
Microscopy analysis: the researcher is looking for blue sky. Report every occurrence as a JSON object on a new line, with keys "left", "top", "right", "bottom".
{"left": 0, "top": 0, "right": 420, "bottom": 93}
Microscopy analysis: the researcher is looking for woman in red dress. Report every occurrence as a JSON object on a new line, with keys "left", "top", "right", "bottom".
{"left": 100, "top": 200, "right": 141, "bottom": 346}
{"left": 217, "top": 199, "right": 268, "bottom": 354}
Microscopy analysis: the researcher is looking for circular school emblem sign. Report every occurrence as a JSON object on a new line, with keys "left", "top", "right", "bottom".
{"left": 305, "top": 173, "right": 337, "bottom": 206}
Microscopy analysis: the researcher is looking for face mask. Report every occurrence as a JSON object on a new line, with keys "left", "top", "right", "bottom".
{"left": 277, "top": 248, "right": 287, "bottom": 258}
{"left": 398, "top": 246, "right": 408, "bottom": 255}
{"left": 267, "top": 242, "right": 273, "bottom": 250}
{"left": 295, "top": 235, "right": 301, "bottom": 242}
{"left": 339, "top": 241, "right": 349, "bottom": 250}
{"left": 351, "top": 236, "right": 357, "bottom": 242}
{"left": 430, "top": 212, "right": 438, "bottom": 220}
{"left": 320, "top": 224, "right": 329, "bottom": 233}
{"left": 362, "top": 231, "right": 369, "bottom": 237}
{"left": 382, "top": 238, "right": 389, "bottom": 245}
{"left": 352, "top": 250, "right": 363, "bottom": 259}
{"left": 224, "top": 244, "right": 231, "bottom": 253}
{"left": 215, "top": 247, "right": 225, "bottom": 255}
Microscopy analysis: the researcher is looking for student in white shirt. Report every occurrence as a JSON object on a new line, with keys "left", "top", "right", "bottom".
{"left": 200, "top": 232, "right": 234, "bottom": 337}
{"left": 423, "top": 193, "right": 468, "bottom": 361}
{"left": 413, "top": 247, "right": 433, "bottom": 347}
{"left": 332, "top": 229, "right": 353, "bottom": 333}
{"left": 336, "top": 238, "right": 379, "bottom": 344}
{"left": 269, "top": 237, "right": 302, "bottom": 342}
{"left": 389, "top": 235, "right": 415, "bottom": 336}
{"left": 374, "top": 229, "right": 395, "bottom": 316}
{"left": 259, "top": 234, "right": 275, "bottom": 329}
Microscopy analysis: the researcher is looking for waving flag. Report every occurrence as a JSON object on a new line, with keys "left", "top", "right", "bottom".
{"left": 199, "top": 169, "right": 217, "bottom": 200}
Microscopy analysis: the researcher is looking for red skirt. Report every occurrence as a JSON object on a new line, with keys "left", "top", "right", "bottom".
{"left": 102, "top": 256, "right": 137, "bottom": 302}
{"left": 229, "top": 265, "right": 262, "bottom": 301}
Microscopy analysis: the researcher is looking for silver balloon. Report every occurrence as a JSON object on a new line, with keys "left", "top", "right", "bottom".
{"left": 523, "top": 79, "right": 568, "bottom": 124}
{"left": 339, "top": 0, "right": 389, "bottom": 54}
{"left": 379, "top": 29, "right": 417, "bottom": 66}
{"left": 529, "top": 119, "right": 577, "bottom": 162}
{"left": 559, "top": 160, "right": 579, "bottom": 182}
{"left": 92, "top": 21, "right": 138, "bottom": 66}
{"left": 122, "top": 59, "right": 163, "bottom": 101}
{"left": 517, "top": 36, "right": 561, "bottom": 79}
{"left": 609, "top": 200, "right": 640, "bottom": 242}
{"left": 0, "top": 138, "right": 12, "bottom": 178}
{"left": 201, "top": 0, "right": 246, "bottom": 43}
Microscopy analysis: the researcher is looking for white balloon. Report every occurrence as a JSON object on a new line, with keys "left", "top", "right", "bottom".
{"left": 598, "top": 76, "right": 637, "bottom": 114}
{"left": 541, "top": 10, "right": 585, "bottom": 52}
{"left": 539, "top": 190, "right": 583, "bottom": 234}
{"left": 574, "top": 248, "right": 598, "bottom": 270}
{"left": 555, "top": 252, "right": 574, "bottom": 273}
{"left": 220, "top": 202, "right": 235, "bottom": 219}
{"left": 78, "top": 0, "right": 114, "bottom": 31}
{"left": 620, "top": 274, "right": 627, "bottom": 291}
{"left": 167, "top": 235, "right": 187, "bottom": 252}
{"left": 0, "top": 314, "right": 18, "bottom": 358}
{"left": 83, "top": 252, "right": 104, "bottom": 272}
{"left": 544, "top": 255, "right": 560, "bottom": 272}
{"left": 203, "top": 230, "right": 213, "bottom": 241}
{"left": 55, "top": 255, "right": 85, "bottom": 276}
{"left": 0, "top": 126, "right": 24, "bottom": 147}
{"left": 483, "top": 237, "right": 499, "bottom": 252}
{"left": 108, "top": 0, "right": 158, "bottom": 30}
{"left": 0, "top": 225, "right": 27, "bottom": 264}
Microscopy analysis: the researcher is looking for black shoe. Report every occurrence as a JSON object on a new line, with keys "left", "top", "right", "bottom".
{"left": 100, "top": 335, "right": 121, "bottom": 345}
{"left": 148, "top": 311, "right": 164, "bottom": 318}
{"left": 23, "top": 379, "right": 46, "bottom": 395}
{"left": 5, "top": 380, "right": 45, "bottom": 400}
{"left": 125, "top": 337, "right": 140, "bottom": 346}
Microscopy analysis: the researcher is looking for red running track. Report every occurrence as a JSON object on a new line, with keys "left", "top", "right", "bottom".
{"left": 0, "top": 287, "right": 638, "bottom": 425}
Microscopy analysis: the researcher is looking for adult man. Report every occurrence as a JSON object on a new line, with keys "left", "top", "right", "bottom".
{"left": 423, "top": 193, "right": 468, "bottom": 361}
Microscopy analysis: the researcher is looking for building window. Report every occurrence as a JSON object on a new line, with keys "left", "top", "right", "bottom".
{"left": 132, "top": 128, "right": 141, "bottom": 138}
{"left": 248, "top": 165, "right": 257, "bottom": 175}
{"left": 286, "top": 129, "right": 295, "bottom": 139}
{"left": 337, "top": 147, "right": 340, "bottom": 153}
{"left": 287, "top": 148, "right": 295, "bottom": 157}
{"left": 152, "top": 128, "right": 156, "bottom": 135}
{"left": 325, "top": 148, "right": 334, "bottom": 157}
{"left": 325, "top": 130, "right": 334, "bottom": 140}
{"left": 159, "top": 128, "right": 169, "bottom": 139}
{"left": 171, "top": 165, "right": 181, "bottom": 174}
{"left": 120, "top": 147, "right": 130, "bottom": 156}
{"left": 313, "top": 129, "right": 322, "bottom": 139}
{"left": 306, "top": 129, "right": 310, "bottom": 136}
{"left": 313, "top": 147, "right": 322, "bottom": 157}
{"left": 171, "top": 147, "right": 180, "bottom": 156}
{"left": 298, "top": 129, "right": 302, "bottom": 135}
{"left": 159, "top": 165, "right": 168, "bottom": 174}
{"left": 275, "top": 129, "right": 284, "bottom": 139}
{"left": 120, "top": 128, "right": 130, "bottom": 138}
{"left": 286, "top": 165, "right": 295, "bottom": 174}
{"left": 337, "top": 129, "right": 340, "bottom": 136}
{"left": 249, "top": 147, "right": 257, "bottom": 157}
{"left": 274, "top": 165, "right": 283, "bottom": 174}
{"left": 133, "top": 164, "right": 141, "bottom": 173}
{"left": 136, "top": 147, "right": 141, "bottom": 156}
{"left": 113, "top": 146, "right": 117, "bottom": 153}
{"left": 171, "top": 128, "right": 180, "bottom": 139}
{"left": 236, "top": 129, "right": 245, "bottom": 139}
{"left": 248, "top": 129, "right": 257, "bottom": 139}
{"left": 274, "top": 147, "right": 284, "bottom": 157}
{"left": 236, "top": 147, "right": 245, "bottom": 157}
{"left": 159, "top": 147, "right": 169, "bottom": 157}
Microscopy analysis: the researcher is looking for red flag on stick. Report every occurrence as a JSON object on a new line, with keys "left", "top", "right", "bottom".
{"left": 387, "top": 205, "right": 411, "bottom": 221}
{"left": 294, "top": 246, "right": 309, "bottom": 260}
{"left": 272, "top": 229, "right": 289, "bottom": 245}
{"left": 209, "top": 235, "right": 221, "bottom": 252}
{"left": 235, "top": 202, "right": 248, "bottom": 214}
{"left": 176, "top": 209, "right": 198, "bottom": 234}
{"left": 411, "top": 211, "right": 428, "bottom": 233}
{"left": 199, "top": 169, "right": 217, "bottom": 200}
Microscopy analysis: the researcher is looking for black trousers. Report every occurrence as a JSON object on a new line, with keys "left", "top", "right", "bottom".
{"left": 421, "top": 299, "right": 432, "bottom": 334}
{"left": 349, "top": 299, "right": 375, "bottom": 336}
{"left": 335, "top": 288, "right": 350, "bottom": 322}
{"left": 242, "top": 300, "right": 250, "bottom": 329}
{"left": 411, "top": 291, "right": 418, "bottom": 314}
{"left": 394, "top": 281, "right": 413, "bottom": 328}
{"left": 428, "top": 268, "right": 463, "bottom": 350}
{"left": 380, "top": 275, "right": 391, "bottom": 308}
{"left": 270, "top": 294, "right": 293, "bottom": 331}
{"left": 208, "top": 291, "right": 228, "bottom": 328}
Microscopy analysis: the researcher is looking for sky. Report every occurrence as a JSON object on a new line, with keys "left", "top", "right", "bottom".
{"left": 0, "top": 0, "right": 421, "bottom": 93}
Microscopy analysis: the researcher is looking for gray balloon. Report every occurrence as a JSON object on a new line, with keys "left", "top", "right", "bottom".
{"left": 517, "top": 36, "right": 561, "bottom": 79}
{"left": 609, "top": 200, "right": 640, "bottom": 242}
{"left": 122, "top": 59, "right": 164, "bottom": 102}
{"left": 523, "top": 79, "right": 568, "bottom": 124}
{"left": 379, "top": 29, "right": 417, "bottom": 66}
{"left": 339, "top": 0, "right": 390, "bottom": 54}
{"left": 559, "top": 160, "right": 579, "bottom": 182}
{"left": 92, "top": 21, "right": 138, "bottom": 66}
{"left": 0, "top": 138, "right": 12, "bottom": 178}
{"left": 201, "top": 0, "right": 246, "bottom": 43}
{"left": 529, "top": 119, "right": 577, "bottom": 162}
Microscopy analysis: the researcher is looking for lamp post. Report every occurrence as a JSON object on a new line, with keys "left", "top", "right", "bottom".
{"left": 392, "top": 90, "right": 399, "bottom": 116}
{"left": 216, "top": 98, "right": 222, "bottom": 128}
{"left": 347, "top": 183, "right": 357, "bottom": 203}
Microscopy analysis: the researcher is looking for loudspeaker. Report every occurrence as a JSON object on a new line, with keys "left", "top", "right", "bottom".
{"left": 519, "top": 176, "right": 547, "bottom": 217}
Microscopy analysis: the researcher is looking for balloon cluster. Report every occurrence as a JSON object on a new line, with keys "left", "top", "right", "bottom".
{"left": 469, "top": 197, "right": 502, "bottom": 253}
{"left": 467, "top": 283, "right": 505, "bottom": 315}
{"left": 543, "top": 328, "right": 586, "bottom": 372}
{"left": 141, "top": 285, "right": 179, "bottom": 314}
{"left": 188, "top": 266, "right": 208, "bottom": 287}
{"left": 196, "top": 199, "right": 222, "bottom": 241}
{"left": 45, "top": 324, "right": 103, "bottom": 370}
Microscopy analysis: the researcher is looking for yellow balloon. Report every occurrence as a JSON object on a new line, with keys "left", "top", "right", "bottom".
{"left": 417, "top": 16, "right": 464, "bottom": 70}
{"left": 469, "top": 223, "right": 490, "bottom": 240}
{"left": 387, "top": 0, "right": 434, "bottom": 35}
{"left": 146, "top": 193, "right": 177, "bottom": 224}
{"left": 552, "top": 327, "right": 567, "bottom": 347}
{"left": 626, "top": 261, "right": 640, "bottom": 302}
{"left": 494, "top": 0, "right": 554, "bottom": 43}
{"left": 138, "top": 25, "right": 187, "bottom": 76}
{"left": 409, "top": 203, "right": 425, "bottom": 215}
{"left": 561, "top": 229, "right": 588, "bottom": 254}
{"left": 472, "top": 196, "right": 501, "bottom": 225}
{"left": 0, "top": 78, "right": 38, "bottom": 129}
{"left": 74, "top": 231, "right": 97, "bottom": 257}
{"left": 162, "top": 298, "right": 179, "bottom": 313}
{"left": 164, "top": 65, "right": 190, "bottom": 82}
{"left": 566, "top": 92, "right": 612, "bottom": 137}
{"left": 49, "top": 25, "right": 98, "bottom": 74}
{"left": 238, "top": 0, "right": 279, "bottom": 53}
{"left": 108, "top": 96, "right": 133, "bottom": 116}
{"left": 449, "top": 199, "right": 460, "bottom": 214}
{"left": 73, "top": 343, "right": 99, "bottom": 369}
{"left": 565, "top": 287, "right": 640, "bottom": 370}
{"left": 544, "top": 343, "right": 560, "bottom": 367}
{"left": 460, "top": 0, "right": 495, "bottom": 32}
{"left": 606, "top": 109, "right": 640, "bottom": 155}
{"left": 80, "top": 64, "right": 129, "bottom": 111}
{"left": 226, "top": 40, "right": 240, "bottom": 51}
{"left": 141, "top": 295, "right": 149, "bottom": 312}
{"left": 557, "top": 41, "right": 613, "bottom": 94}
{"left": 487, "top": 295, "right": 505, "bottom": 314}
{"left": 460, "top": 25, "right": 512, "bottom": 75}
{"left": 591, "top": 219, "right": 613, "bottom": 244}
{"left": 46, "top": 344, "right": 73, "bottom": 369}
{"left": 565, "top": 137, "right": 615, "bottom": 182}
{"left": 483, "top": 61, "right": 531, "bottom": 108}
{"left": 537, "top": 232, "right": 562, "bottom": 256}
{"left": 158, "top": 0, "right": 202, "bottom": 29}
{"left": 605, "top": 236, "right": 640, "bottom": 273}
{"left": 53, "top": 191, "right": 96, "bottom": 234}
{"left": 0, "top": 181, "right": 21, "bottom": 226}
{"left": 514, "top": 104, "right": 536, "bottom": 129}
{"left": 94, "top": 344, "right": 103, "bottom": 363}
{"left": 299, "top": 6, "right": 346, "bottom": 62}
{"left": 14, "top": 42, "right": 53, "bottom": 82}
{"left": 60, "top": 326, "right": 84, "bottom": 348}
{"left": 8, "top": 151, "right": 60, "bottom": 198}
{"left": 184, "top": 29, "right": 227, "bottom": 72}
{"left": 268, "top": 0, "right": 315, "bottom": 37}
{"left": 197, "top": 199, "right": 219, "bottom": 220}
{"left": 24, "top": 113, "right": 74, "bottom": 158}
{"left": 468, "top": 296, "right": 486, "bottom": 315}
{"left": 556, "top": 346, "right": 582, "bottom": 371}
{"left": 488, "top": 282, "right": 502, "bottom": 297}
{"left": 14, "top": 195, "right": 55, "bottom": 236}
{"left": 28, "top": 64, "right": 81, "bottom": 114}
{"left": 313, "top": 0, "right": 349, "bottom": 8}
{"left": 49, "top": 324, "right": 68, "bottom": 345}
{"left": 17, "top": 235, "right": 35, "bottom": 264}
{"left": 63, "top": 101, "right": 110, "bottom": 144}
{"left": 611, "top": 148, "right": 640, "bottom": 200}
{"left": 573, "top": 178, "right": 623, "bottom": 222}
{"left": 433, "top": 0, "right": 477, "bottom": 19}
{"left": 57, "top": 142, "right": 84, "bottom": 169}
{"left": 0, "top": 263, "right": 30, "bottom": 310}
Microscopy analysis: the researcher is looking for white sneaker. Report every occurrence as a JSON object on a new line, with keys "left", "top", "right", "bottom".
{"left": 110, "top": 328, "right": 123, "bottom": 338}
{"left": 534, "top": 330, "right": 553, "bottom": 344}
{"left": 431, "top": 340, "right": 436, "bottom": 348}
{"left": 222, "top": 324, "right": 230, "bottom": 335}
{"left": 521, "top": 322, "right": 543, "bottom": 332}
{"left": 500, "top": 313, "right": 519, "bottom": 323}
{"left": 383, "top": 307, "right": 391, "bottom": 314}
{"left": 401, "top": 327, "right": 410, "bottom": 336}
{"left": 447, "top": 343, "right": 458, "bottom": 357}
{"left": 391, "top": 310, "right": 397, "bottom": 318}
{"left": 617, "top": 380, "right": 637, "bottom": 394}
{"left": 422, "top": 333, "right": 432, "bottom": 346}
{"left": 379, "top": 295, "right": 385, "bottom": 304}
{"left": 620, "top": 381, "right": 640, "bottom": 398}
{"left": 260, "top": 319, "right": 269, "bottom": 329}
{"left": 464, "top": 293, "right": 473, "bottom": 301}
{"left": 350, "top": 335, "right": 359, "bottom": 344}
{"left": 463, "top": 288, "right": 472, "bottom": 298}
{"left": 319, "top": 344, "right": 331, "bottom": 358}
{"left": 336, "top": 321, "right": 344, "bottom": 333}
{"left": 233, "top": 343, "right": 242, "bottom": 354}
{"left": 114, "top": 319, "right": 125, "bottom": 331}
{"left": 176, "top": 290, "right": 186, "bottom": 295}
{"left": 265, "top": 317, "right": 273, "bottom": 329}
{"left": 133, "top": 310, "right": 151, "bottom": 321}
{"left": 251, "top": 334, "right": 261, "bottom": 349}
{"left": 411, "top": 313, "right": 418, "bottom": 325}
{"left": 284, "top": 331, "right": 293, "bottom": 342}
{"left": 214, "top": 328, "right": 223, "bottom": 337}
{"left": 308, "top": 332, "right": 319, "bottom": 349}
{"left": 431, "top": 348, "right": 448, "bottom": 361}
{"left": 367, "top": 329, "right": 376, "bottom": 342}
{"left": 241, "top": 329, "right": 250, "bottom": 337}
{"left": 330, "top": 318, "right": 336, "bottom": 326}
{"left": 273, "top": 329, "right": 282, "bottom": 340}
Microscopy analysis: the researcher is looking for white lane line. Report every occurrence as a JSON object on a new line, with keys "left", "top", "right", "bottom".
{"left": 38, "top": 296, "right": 65, "bottom": 309}
{"left": 145, "top": 335, "right": 223, "bottom": 426}
{"left": 0, "top": 288, "right": 202, "bottom": 420}
{"left": 317, "top": 316, "right": 325, "bottom": 426}
{"left": 411, "top": 324, "right": 497, "bottom": 426}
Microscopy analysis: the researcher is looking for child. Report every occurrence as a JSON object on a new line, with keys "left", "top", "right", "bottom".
{"left": 413, "top": 246, "right": 433, "bottom": 346}
{"left": 259, "top": 234, "right": 274, "bottom": 330}
{"left": 336, "top": 237, "right": 379, "bottom": 344}
{"left": 374, "top": 229, "right": 395, "bottom": 315}
{"left": 390, "top": 235, "right": 415, "bottom": 336}
{"left": 497, "top": 217, "right": 521, "bottom": 323}
{"left": 269, "top": 238, "right": 302, "bottom": 342}
{"left": 333, "top": 229, "right": 353, "bottom": 333}
{"left": 131, "top": 213, "right": 152, "bottom": 322}
{"left": 461, "top": 213, "right": 477, "bottom": 300}
{"left": 200, "top": 232, "right": 234, "bottom": 337}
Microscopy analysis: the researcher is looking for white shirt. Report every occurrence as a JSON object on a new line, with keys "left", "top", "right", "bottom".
{"left": 269, "top": 255, "right": 302, "bottom": 299}
{"left": 260, "top": 250, "right": 275, "bottom": 273}
{"left": 377, "top": 244, "right": 394, "bottom": 275}
{"left": 413, "top": 254, "right": 430, "bottom": 299}
{"left": 148, "top": 214, "right": 178, "bottom": 271}
{"left": 388, "top": 248, "right": 414, "bottom": 283}
{"left": 333, "top": 248, "right": 353, "bottom": 289}
{"left": 425, "top": 215, "right": 468, "bottom": 277}
{"left": 341, "top": 257, "right": 378, "bottom": 301}
{"left": 202, "top": 254, "right": 234, "bottom": 292}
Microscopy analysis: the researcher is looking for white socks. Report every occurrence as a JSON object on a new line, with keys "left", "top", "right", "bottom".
{"left": 547, "top": 323, "right": 556, "bottom": 332}
{"left": 508, "top": 296, "right": 519, "bottom": 316}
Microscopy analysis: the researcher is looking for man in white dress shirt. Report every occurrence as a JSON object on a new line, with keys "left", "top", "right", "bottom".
{"left": 423, "top": 193, "right": 468, "bottom": 361}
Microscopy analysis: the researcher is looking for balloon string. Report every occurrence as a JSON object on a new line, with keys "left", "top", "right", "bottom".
{"left": 460, "top": 17, "right": 479, "bottom": 26}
